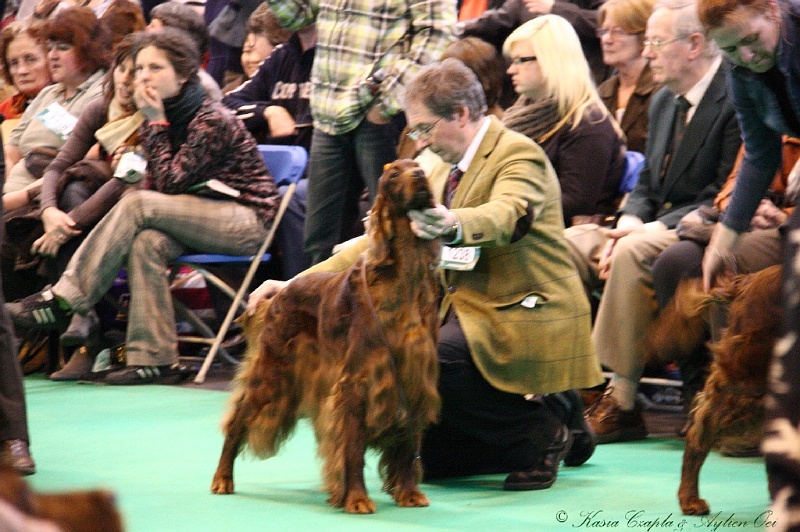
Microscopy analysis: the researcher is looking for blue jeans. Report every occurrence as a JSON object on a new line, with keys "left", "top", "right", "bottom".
{"left": 303, "top": 118, "right": 403, "bottom": 264}
{"left": 54, "top": 190, "right": 269, "bottom": 366}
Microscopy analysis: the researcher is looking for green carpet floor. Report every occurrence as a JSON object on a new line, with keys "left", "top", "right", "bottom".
{"left": 23, "top": 375, "right": 772, "bottom": 531}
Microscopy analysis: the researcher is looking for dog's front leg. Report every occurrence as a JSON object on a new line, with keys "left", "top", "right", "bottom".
{"left": 323, "top": 379, "right": 376, "bottom": 514}
{"left": 211, "top": 395, "right": 252, "bottom": 494}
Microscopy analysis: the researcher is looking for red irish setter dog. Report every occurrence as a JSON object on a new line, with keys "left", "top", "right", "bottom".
{"left": 211, "top": 159, "right": 442, "bottom": 514}
{"left": 0, "top": 464, "right": 124, "bottom": 531}
{"left": 647, "top": 264, "right": 781, "bottom": 515}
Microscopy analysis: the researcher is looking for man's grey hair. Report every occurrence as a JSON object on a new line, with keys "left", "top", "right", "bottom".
{"left": 654, "top": 0, "right": 720, "bottom": 58}
{"left": 404, "top": 58, "right": 487, "bottom": 121}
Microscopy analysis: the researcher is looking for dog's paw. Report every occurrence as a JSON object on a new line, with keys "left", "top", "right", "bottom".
{"left": 342, "top": 493, "right": 377, "bottom": 514}
{"left": 394, "top": 488, "right": 429, "bottom": 508}
{"left": 680, "top": 497, "right": 710, "bottom": 516}
{"left": 210, "top": 474, "right": 235, "bottom": 495}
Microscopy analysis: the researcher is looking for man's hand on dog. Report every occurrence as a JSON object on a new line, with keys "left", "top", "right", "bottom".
{"left": 247, "top": 279, "right": 289, "bottom": 315}
{"left": 408, "top": 205, "right": 459, "bottom": 240}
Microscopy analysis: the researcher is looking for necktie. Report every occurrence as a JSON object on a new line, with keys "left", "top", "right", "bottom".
{"left": 445, "top": 165, "right": 464, "bottom": 208}
{"left": 661, "top": 96, "right": 691, "bottom": 180}
{"left": 672, "top": 95, "right": 691, "bottom": 148}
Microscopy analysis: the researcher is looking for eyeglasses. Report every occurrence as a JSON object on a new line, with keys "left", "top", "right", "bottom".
{"left": 509, "top": 56, "right": 537, "bottom": 66}
{"left": 596, "top": 27, "right": 642, "bottom": 39}
{"left": 406, "top": 117, "right": 443, "bottom": 142}
{"left": 643, "top": 36, "right": 686, "bottom": 49}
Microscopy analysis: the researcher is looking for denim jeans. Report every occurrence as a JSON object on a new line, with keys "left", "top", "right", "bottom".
{"left": 54, "top": 190, "right": 269, "bottom": 366}
{"left": 303, "top": 117, "right": 403, "bottom": 264}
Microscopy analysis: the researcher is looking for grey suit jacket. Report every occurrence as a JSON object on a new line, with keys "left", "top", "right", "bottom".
{"left": 621, "top": 63, "right": 741, "bottom": 229}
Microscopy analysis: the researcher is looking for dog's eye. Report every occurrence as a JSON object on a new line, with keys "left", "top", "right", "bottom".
{"left": 390, "top": 172, "right": 400, "bottom": 179}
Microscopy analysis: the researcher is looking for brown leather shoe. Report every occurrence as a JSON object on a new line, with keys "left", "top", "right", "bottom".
{"left": 503, "top": 424, "right": 572, "bottom": 491}
{"left": 2, "top": 439, "right": 35, "bottom": 475}
{"left": 584, "top": 390, "right": 647, "bottom": 444}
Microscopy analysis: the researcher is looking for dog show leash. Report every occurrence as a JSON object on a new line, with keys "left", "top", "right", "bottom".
{"left": 359, "top": 260, "right": 423, "bottom": 463}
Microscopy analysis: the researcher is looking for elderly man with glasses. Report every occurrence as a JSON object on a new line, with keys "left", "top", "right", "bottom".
{"left": 565, "top": 0, "right": 741, "bottom": 443}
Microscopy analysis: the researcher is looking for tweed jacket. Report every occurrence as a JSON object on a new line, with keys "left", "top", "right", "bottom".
{"left": 597, "top": 62, "right": 661, "bottom": 154}
{"left": 307, "top": 116, "right": 602, "bottom": 395}
{"left": 621, "top": 63, "right": 741, "bottom": 229}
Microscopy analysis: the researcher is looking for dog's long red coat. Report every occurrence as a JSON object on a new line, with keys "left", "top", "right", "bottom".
{"left": 211, "top": 160, "right": 442, "bottom": 514}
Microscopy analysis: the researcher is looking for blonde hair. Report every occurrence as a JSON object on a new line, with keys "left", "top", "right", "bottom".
{"left": 598, "top": 0, "right": 656, "bottom": 36}
{"left": 503, "top": 15, "right": 621, "bottom": 142}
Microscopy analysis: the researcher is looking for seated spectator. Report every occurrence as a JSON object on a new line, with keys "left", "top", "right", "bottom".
{"left": 147, "top": 1, "right": 224, "bottom": 101}
{"left": 459, "top": 0, "right": 611, "bottom": 85}
{"left": 503, "top": 15, "right": 626, "bottom": 227}
{"left": 223, "top": 3, "right": 292, "bottom": 91}
{"left": 23, "top": 34, "right": 145, "bottom": 364}
{"left": 222, "top": 23, "right": 314, "bottom": 150}
{"left": 100, "top": 0, "right": 147, "bottom": 47}
{"left": 223, "top": 22, "right": 315, "bottom": 279}
{"left": 596, "top": 0, "right": 659, "bottom": 153}
{"left": 0, "top": 21, "right": 53, "bottom": 212}
{"left": 248, "top": 57, "right": 602, "bottom": 490}
{"left": 651, "top": 136, "right": 800, "bottom": 435}
{"left": 565, "top": 0, "right": 741, "bottom": 444}
{"left": 3, "top": 7, "right": 110, "bottom": 194}
{"left": 6, "top": 29, "right": 280, "bottom": 385}
{"left": 0, "top": 22, "right": 52, "bottom": 124}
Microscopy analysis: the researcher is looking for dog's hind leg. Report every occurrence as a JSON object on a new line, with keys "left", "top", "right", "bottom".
{"left": 211, "top": 394, "right": 253, "bottom": 495}
{"left": 381, "top": 429, "right": 429, "bottom": 508}
{"left": 678, "top": 398, "right": 717, "bottom": 515}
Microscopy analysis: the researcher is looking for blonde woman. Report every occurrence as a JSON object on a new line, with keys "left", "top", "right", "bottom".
{"left": 597, "top": 0, "right": 659, "bottom": 153}
{"left": 504, "top": 14, "right": 626, "bottom": 226}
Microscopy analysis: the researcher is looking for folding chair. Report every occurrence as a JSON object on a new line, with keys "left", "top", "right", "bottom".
{"left": 172, "top": 144, "right": 307, "bottom": 383}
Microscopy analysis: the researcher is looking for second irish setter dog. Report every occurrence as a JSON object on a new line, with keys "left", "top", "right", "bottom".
{"left": 211, "top": 159, "right": 442, "bottom": 514}
{"left": 647, "top": 264, "right": 781, "bottom": 515}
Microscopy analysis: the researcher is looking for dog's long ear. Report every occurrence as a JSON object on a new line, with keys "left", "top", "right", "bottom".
{"left": 366, "top": 193, "right": 395, "bottom": 266}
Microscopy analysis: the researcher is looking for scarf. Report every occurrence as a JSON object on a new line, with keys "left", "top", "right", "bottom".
{"left": 163, "top": 82, "right": 205, "bottom": 150}
{"left": 502, "top": 96, "right": 562, "bottom": 145}
{"left": 94, "top": 98, "right": 145, "bottom": 155}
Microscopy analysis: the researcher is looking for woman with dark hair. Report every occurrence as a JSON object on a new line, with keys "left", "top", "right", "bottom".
{"left": 7, "top": 28, "right": 280, "bottom": 386}
{"left": 3, "top": 6, "right": 111, "bottom": 194}
{"left": 695, "top": 0, "right": 800, "bottom": 523}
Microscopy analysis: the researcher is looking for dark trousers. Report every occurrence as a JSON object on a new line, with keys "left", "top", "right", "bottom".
{"left": 0, "top": 202, "right": 29, "bottom": 443}
{"left": 421, "top": 311, "right": 560, "bottom": 479}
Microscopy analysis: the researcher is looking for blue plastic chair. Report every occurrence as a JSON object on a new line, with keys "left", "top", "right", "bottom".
{"left": 173, "top": 145, "right": 307, "bottom": 382}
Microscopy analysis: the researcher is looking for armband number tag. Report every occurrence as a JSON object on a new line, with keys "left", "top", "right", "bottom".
{"left": 439, "top": 245, "right": 480, "bottom": 270}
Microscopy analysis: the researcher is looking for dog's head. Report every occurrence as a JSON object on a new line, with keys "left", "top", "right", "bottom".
{"left": 375, "top": 159, "right": 434, "bottom": 216}
{"left": 367, "top": 159, "right": 436, "bottom": 265}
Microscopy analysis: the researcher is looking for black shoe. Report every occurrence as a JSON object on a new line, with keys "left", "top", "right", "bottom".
{"left": 7, "top": 286, "right": 69, "bottom": 330}
{"left": 547, "top": 390, "right": 597, "bottom": 466}
{"left": 2, "top": 439, "right": 35, "bottom": 475}
{"left": 104, "top": 363, "right": 192, "bottom": 385}
{"left": 503, "top": 424, "right": 572, "bottom": 491}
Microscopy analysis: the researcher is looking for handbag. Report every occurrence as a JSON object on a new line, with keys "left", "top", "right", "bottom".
{"left": 24, "top": 146, "right": 59, "bottom": 179}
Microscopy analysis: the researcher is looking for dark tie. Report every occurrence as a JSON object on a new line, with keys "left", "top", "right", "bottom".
{"left": 672, "top": 95, "right": 691, "bottom": 148}
{"left": 445, "top": 165, "right": 464, "bottom": 207}
{"left": 661, "top": 96, "right": 691, "bottom": 180}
